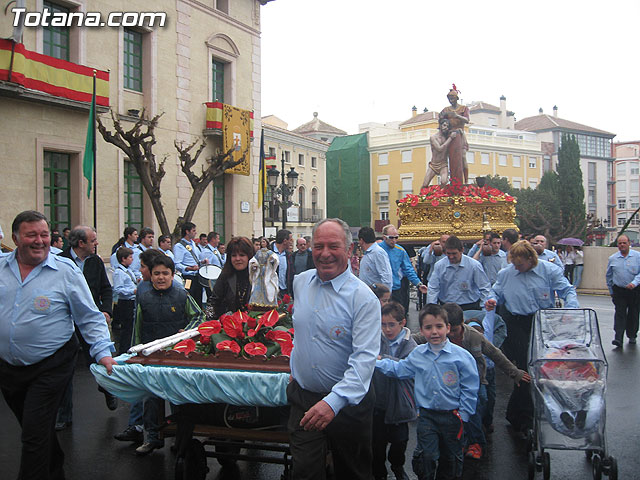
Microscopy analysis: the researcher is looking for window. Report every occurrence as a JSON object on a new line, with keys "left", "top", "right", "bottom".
{"left": 378, "top": 179, "right": 389, "bottom": 203}
{"left": 481, "top": 153, "right": 490, "bottom": 165}
{"left": 618, "top": 181, "right": 627, "bottom": 193}
{"left": 513, "top": 155, "right": 521, "bottom": 168}
{"left": 215, "top": 0, "right": 229, "bottom": 13}
{"left": 616, "top": 163, "right": 626, "bottom": 177}
{"left": 529, "top": 157, "right": 537, "bottom": 168}
{"left": 588, "top": 186, "right": 596, "bottom": 205}
{"left": 378, "top": 153, "right": 388, "bottom": 166}
{"left": 543, "top": 155, "right": 551, "bottom": 172}
{"left": 284, "top": 151, "right": 291, "bottom": 163}
{"left": 529, "top": 180, "right": 538, "bottom": 189}
{"left": 633, "top": 217, "right": 640, "bottom": 226}
{"left": 213, "top": 176, "right": 225, "bottom": 241}
{"left": 123, "top": 29, "right": 143, "bottom": 92}
{"left": 311, "top": 156, "right": 317, "bottom": 168}
{"left": 298, "top": 154, "right": 304, "bottom": 167}
{"left": 380, "top": 209, "right": 389, "bottom": 221}
{"left": 498, "top": 155, "right": 507, "bottom": 166}
{"left": 44, "top": 151, "right": 71, "bottom": 230}
{"left": 124, "top": 161, "right": 143, "bottom": 231}
{"left": 298, "top": 185, "right": 305, "bottom": 212}
{"left": 401, "top": 177, "right": 412, "bottom": 195}
{"left": 402, "top": 150, "right": 412, "bottom": 163}
{"left": 632, "top": 197, "right": 640, "bottom": 208}
{"left": 512, "top": 180, "right": 522, "bottom": 189}
{"left": 619, "top": 199, "right": 627, "bottom": 209}
{"left": 268, "top": 147, "right": 276, "bottom": 158}
{"left": 632, "top": 182, "right": 640, "bottom": 194}
{"left": 311, "top": 188, "right": 318, "bottom": 216}
{"left": 632, "top": 164, "right": 640, "bottom": 176}
{"left": 466, "top": 151, "right": 475, "bottom": 164}
{"left": 212, "top": 59, "right": 225, "bottom": 102}
{"left": 43, "top": 2, "right": 69, "bottom": 60}
{"left": 618, "top": 216, "right": 626, "bottom": 226}
{"left": 587, "top": 162, "right": 597, "bottom": 183}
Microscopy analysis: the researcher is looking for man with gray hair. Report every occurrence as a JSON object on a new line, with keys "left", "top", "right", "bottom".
{"left": 287, "top": 218, "right": 381, "bottom": 480}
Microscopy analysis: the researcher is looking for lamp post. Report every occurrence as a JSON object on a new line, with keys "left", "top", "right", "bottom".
{"left": 266, "top": 153, "right": 298, "bottom": 230}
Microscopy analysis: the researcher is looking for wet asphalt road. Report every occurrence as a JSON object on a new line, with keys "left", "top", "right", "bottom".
{"left": 1, "top": 294, "right": 638, "bottom": 480}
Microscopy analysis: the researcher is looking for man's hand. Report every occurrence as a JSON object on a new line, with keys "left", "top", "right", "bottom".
{"left": 99, "top": 356, "right": 118, "bottom": 375}
{"left": 517, "top": 371, "right": 532, "bottom": 386}
{"left": 450, "top": 131, "right": 458, "bottom": 138}
{"left": 299, "top": 400, "right": 335, "bottom": 431}
{"left": 187, "top": 265, "right": 199, "bottom": 272}
{"left": 485, "top": 299, "right": 497, "bottom": 311}
{"left": 102, "top": 312, "right": 111, "bottom": 324}
{"left": 418, "top": 284, "right": 428, "bottom": 294}
{"left": 626, "top": 283, "right": 636, "bottom": 290}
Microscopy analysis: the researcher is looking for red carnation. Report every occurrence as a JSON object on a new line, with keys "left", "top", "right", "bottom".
{"left": 282, "top": 294, "right": 291, "bottom": 304}
{"left": 287, "top": 303, "right": 294, "bottom": 314}
{"left": 475, "top": 198, "right": 483, "bottom": 204}
{"left": 216, "top": 340, "right": 241, "bottom": 354}
{"left": 198, "top": 320, "right": 222, "bottom": 336}
{"left": 244, "top": 342, "right": 268, "bottom": 356}
{"left": 505, "top": 195, "right": 514, "bottom": 202}
{"left": 410, "top": 196, "right": 419, "bottom": 207}
{"left": 431, "top": 200, "right": 440, "bottom": 207}
{"left": 200, "top": 335, "right": 211, "bottom": 345}
{"left": 173, "top": 339, "right": 196, "bottom": 355}
{"left": 489, "top": 198, "right": 497, "bottom": 203}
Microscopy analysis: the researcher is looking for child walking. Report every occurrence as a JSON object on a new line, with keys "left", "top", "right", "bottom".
{"left": 372, "top": 301, "right": 417, "bottom": 480}
{"left": 112, "top": 247, "right": 137, "bottom": 354}
{"left": 376, "top": 304, "right": 478, "bottom": 480}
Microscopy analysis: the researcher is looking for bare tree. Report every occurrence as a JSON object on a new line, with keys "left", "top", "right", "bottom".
{"left": 97, "top": 109, "right": 248, "bottom": 240}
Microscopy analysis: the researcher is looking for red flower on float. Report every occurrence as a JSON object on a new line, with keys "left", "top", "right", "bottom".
{"left": 475, "top": 198, "right": 483, "bottom": 204}
{"left": 216, "top": 340, "right": 241, "bottom": 354}
{"left": 222, "top": 314, "right": 245, "bottom": 339}
{"left": 282, "top": 294, "right": 291, "bottom": 304}
{"left": 505, "top": 195, "right": 514, "bottom": 202}
{"left": 280, "top": 341, "right": 293, "bottom": 356}
{"left": 489, "top": 198, "right": 497, "bottom": 203}
{"left": 260, "top": 309, "right": 280, "bottom": 327}
{"left": 232, "top": 310, "right": 250, "bottom": 324}
{"left": 287, "top": 303, "right": 294, "bottom": 314}
{"left": 431, "top": 200, "right": 440, "bottom": 207}
{"left": 200, "top": 335, "right": 211, "bottom": 345}
{"left": 198, "top": 320, "right": 222, "bottom": 336}
{"left": 265, "top": 330, "right": 293, "bottom": 344}
{"left": 410, "top": 196, "right": 420, "bottom": 207}
{"left": 244, "top": 342, "right": 268, "bottom": 356}
{"left": 288, "top": 328, "right": 295, "bottom": 336}
{"left": 173, "top": 339, "right": 196, "bottom": 355}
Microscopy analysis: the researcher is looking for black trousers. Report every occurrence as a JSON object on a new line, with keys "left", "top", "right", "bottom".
{"left": 113, "top": 299, "right": 136, "bottom": 354}
{"left": 501, "top": 309, "right": 534, "bottom": 431}
{"left": 287, "top": 380, "right": 375, "bottom": 480}
{"left": 612, "top": 285, "right": 640, "bottom": 341}
{"left": 185, "top": 274, "right": 203, "bottom": 309}
{"left": 372, "top": 410, "right": 409, "bottom": 479}
{"left": 392, "top": 276, "right": 411, "bottom": 317}
{"left": 0, "top": 335, "right": 79, "bottom": 480}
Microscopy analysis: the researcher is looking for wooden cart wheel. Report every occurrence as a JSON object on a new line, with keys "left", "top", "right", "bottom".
{"left": 542, "top": 451, "right": 551, "bottom": 480}
{"left": 528, "top": 451, "right": 536, "bottom": 480}
{"left": 592, "top": 454, "right": 602, "bottom": 480}
{"left": 183, "top": 439, "right": 208, "bottom": 480}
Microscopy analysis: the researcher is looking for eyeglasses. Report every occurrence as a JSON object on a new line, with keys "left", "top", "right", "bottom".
{"left": 386, "top": 235, "right": 399, "bottom": 240}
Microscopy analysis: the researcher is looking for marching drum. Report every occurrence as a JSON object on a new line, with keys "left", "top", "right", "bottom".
{"left": 198, "top": 264, "right": 222, "bottom": 290}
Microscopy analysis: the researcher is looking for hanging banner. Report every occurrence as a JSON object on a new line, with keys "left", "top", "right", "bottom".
{"left": 223, "top": 104, "right": 253, "bottom": 176}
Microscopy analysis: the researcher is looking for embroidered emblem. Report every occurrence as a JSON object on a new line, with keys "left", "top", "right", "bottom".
{"left": 34, "top": 295, "right": 51, "bottom": 311}
{"left": 171, "top": 306, "right": 176, "bottom": 312}
{"left": 330, "top": 325, "right": 345, "bottom": 340}
{"left": 442, "top": 370, "right": 458, "bottom": 387}
{"left": 460, "top": 282, "right": 469, "bottom": 291}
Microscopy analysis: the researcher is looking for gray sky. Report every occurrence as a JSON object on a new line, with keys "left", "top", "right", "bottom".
{"left": 261, "top": 0, "right": 639, "bottom": 142}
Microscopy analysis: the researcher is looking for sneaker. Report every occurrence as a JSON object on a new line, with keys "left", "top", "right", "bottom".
{"left": 135, "top": 440, "right": 164, "bottom": 456}
{"left": 612, "top": 339, "right": 623, "bottom": 348}
{"left": 114, "top": 425, "right": 144, "bottom": 443}
{"left": 98, "top": 386, "right": 119, "bottom": 411}
{"left": 465, "top": 443, "right": 482, "bottom": 460}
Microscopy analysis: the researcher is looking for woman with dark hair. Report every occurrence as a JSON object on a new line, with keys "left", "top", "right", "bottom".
{"left": 205, "top": 236, "right": 254, "bottom": 319}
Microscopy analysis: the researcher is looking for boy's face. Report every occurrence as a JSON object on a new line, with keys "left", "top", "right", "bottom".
{"left": 448, "top": 323, "right": 464, "bottom": 341}
{"left": 140, "top": 260, "right": 151, "bottom": 282}
{"left": 420, "top": 314, "right": 450, "bottom": 345}
{"left": 151, "top": 264, "right": 174, "bottom": 290}
{"left": 122, "top": 254, "right": 133, "bottom": 268}
{"left": 159, "top": 239, "right": 171, "bottom": 251}
{"left": 381, "top": 314, "right": 405, "bottom": 340}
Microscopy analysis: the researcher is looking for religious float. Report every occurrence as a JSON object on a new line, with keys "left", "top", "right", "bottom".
{"left": 397, "top": 178, "right": 519, "bottom": 243}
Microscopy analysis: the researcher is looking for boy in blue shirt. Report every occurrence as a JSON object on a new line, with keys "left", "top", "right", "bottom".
{"left": 112, "top": 247, "right": 137, "bottom": 354}
{"left": 376, "top": 304, "right": 478, "bottom": 480}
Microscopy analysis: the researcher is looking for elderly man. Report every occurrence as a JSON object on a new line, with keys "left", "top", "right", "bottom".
{"left": 427, "top": 235, "right": 491, "bottom": 311}
{"left": 292, "top": 237, "right": 314, "bottom": 276}
{"left": 606, "top": 234, "right": 640, "bottom": 347}
{"left": 530, "top": 234, "right": 562, "bottom": 266}
{"left": 379, "top": 225, "right": 428, "bottom": 315}
{"left": 485, "top": 240, "right": 578, "bottom": 432}
{"left": 288, "top": 218, "right": 381, "bottom": 480}
{"left": 0, "top": 211, "right": 116, "bottom": 480}
{"left": 357, "top": 226, "right": 392, "bottom": 291}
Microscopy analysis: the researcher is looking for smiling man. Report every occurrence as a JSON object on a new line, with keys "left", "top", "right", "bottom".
{"left": 0, "top": 211, "right": 116, "bottom": 479}
{"left": 288, "top": 218, "right": 381, "bottom": 480}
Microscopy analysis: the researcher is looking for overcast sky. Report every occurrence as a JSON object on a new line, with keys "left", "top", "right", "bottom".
{"left": 261, "top": 0, "right": 639, "bottom": 142}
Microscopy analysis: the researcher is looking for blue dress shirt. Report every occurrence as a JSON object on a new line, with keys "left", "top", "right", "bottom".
{"left": 200, "top": 244, "right": 224, "bottom": 268}
{"left": 0, "top": 252, "right": 114, "bottom": 366}
{"left": 422, "top": 246, "right": 445, "bottom": 281}
{"left": 290, "top": 268, "right": 381, "bottom": 415}
{"left": 606, "top": 249, "right": 640, "bottom": 293}
{"left": 478, "top": 250, "right": 507, "bottom": 285}
{"left": 427, "top": 254, "right": 491, "bottom": 305}
{"left": 488, "top": 260, "right": 579, "bottom": 315}
{"left": 113, "top": 263, "right": 137, "bottom": 301}
{"left": 110, "top": 241, "right": 142, "bottom": 279}
{"left": 538, "top": 249, "right": 563, "bottom": 266}
{"left": 379, "top": 241, "right": 422, "bottom": 290}
{"left": 358, "top": 242, "right": 393, "bottom": 291}
{"left": 173, "top": 239, "right": 202, "bottom": 277}
{"left": 273, "top": 245, "right": 288, "bottom": 290}
{"left": 376, "top": 339, "right": 479, "bottom": 421}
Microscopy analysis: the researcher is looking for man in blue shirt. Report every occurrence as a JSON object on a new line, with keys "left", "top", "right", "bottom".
{"left": 428, "top": 235, "right": 491, "bottom": 310}
{"left": 272, "top": 229, "right": 294, "bottom": 297}
{"left": 358, "top": 226, "right": 392, "bottom": 291}
{"left": 379, "top": 225, "right": 428, "bottom": 316}
{"left": 288, "top": 218, "right": 381, "bottom": 480}
{"left": 200, "top": 231, "right": 225, "bottom": 269}
{"left": 0, "top": 211, "right": 116, "bottom": 480}
{"left": 472, "top": 232, "right": 507, "bottom": 284}
{"left": 531, "top": 234, "right": 563, "bottom": 267}
{"left": 173, "top": 221, "right": 204, "bottom": 308}
{"left": 605, "top": 234, "right": 640, "bottom": 347}
{"left": 110, "top": 226, "right": 142, "bottom": 279}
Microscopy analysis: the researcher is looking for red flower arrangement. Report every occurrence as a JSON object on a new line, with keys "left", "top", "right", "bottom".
{"left": 398, "top": 178, "right": 515, "bottom": 206}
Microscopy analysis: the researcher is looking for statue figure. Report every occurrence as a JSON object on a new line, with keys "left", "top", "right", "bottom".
{"left": 421, "top": 117, "right": 458, "bottom": 189}
{"left": 248, "top": 247, "right": 279, "bottom": 307}
{"left": 439, "top": 84, "right": 470, "bottom": 184}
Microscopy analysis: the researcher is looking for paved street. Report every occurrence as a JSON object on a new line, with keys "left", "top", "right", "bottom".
{"left": 1, "top": 294, "right": 637, "bottom": 480}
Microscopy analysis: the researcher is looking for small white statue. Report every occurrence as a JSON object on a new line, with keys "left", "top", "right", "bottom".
{"left": 249, "top": 248, "right": 279, "bottom": 307}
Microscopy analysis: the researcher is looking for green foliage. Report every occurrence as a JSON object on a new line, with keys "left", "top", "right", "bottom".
{"left": 484, "top": 175, "right": 514, "bottom": 195}
{"left": 557, "top": 134, "right": 587, "bottom": 238}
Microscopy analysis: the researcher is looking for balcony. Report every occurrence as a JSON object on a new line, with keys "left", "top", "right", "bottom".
{"left": 397, "top": 189, "right": 413, "bottom": 201}
{"left": 375, "top": 192, "right": 390, "bottom": 204}
{"left": 264, "top": 207, "right": 324, "bottom": 224}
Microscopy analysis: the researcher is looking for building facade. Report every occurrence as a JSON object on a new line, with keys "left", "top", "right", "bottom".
{"left": 613, "top": 141, "right": 640, "bottom": 241}
{"left": 0, "top": 0, "right": 271, "bottom": 257}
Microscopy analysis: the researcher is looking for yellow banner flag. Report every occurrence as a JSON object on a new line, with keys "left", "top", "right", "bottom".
{"left": 223, "top": 104, "right": 252, "bottom": 176}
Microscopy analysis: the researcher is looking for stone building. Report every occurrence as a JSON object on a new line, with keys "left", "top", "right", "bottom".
{"left": 613, "top": 141, "right": 640, "bottom": 241}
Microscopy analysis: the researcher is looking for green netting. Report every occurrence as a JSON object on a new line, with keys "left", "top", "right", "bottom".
{"left": 326, "top": 133, "right": 370, "bottom": 227}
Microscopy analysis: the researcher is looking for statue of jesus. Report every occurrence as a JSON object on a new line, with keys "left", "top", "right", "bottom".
{"left": 439, "top": 84, "right": 469, "bottom": 184}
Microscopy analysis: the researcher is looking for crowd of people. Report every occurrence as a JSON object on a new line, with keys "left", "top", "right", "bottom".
{"left": 2, "top": 209, "right": 629, "bottom": 480}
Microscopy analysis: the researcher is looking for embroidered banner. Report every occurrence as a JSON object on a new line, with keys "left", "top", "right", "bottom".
{"left": 222, "top": 104, "right": 253, "bottom": 176}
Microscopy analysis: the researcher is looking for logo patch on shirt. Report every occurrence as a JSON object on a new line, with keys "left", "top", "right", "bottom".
{"left": 33, "top": 295, "right": 51, "bottom": 311}
{"left": 329, "top": 325, "right": 345, "bottom": 340}
{"left": 442, "top": 370, "right": 458, "bottom": 387}
{"left": 459, "top": 282, "right": 469, "bottom": 291}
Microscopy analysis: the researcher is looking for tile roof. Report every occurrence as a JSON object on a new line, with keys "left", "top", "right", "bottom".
{"left": 292, "top": 112, "right": 347, "bottom": 136}
{"left": 469, "top": 101, "right": 501, "bottom": 113}
{"left": 399, "top": 111, "right": 439, "bottom": 126}
{"left": 515, "top": 114, "right": 614, "bottom": 136}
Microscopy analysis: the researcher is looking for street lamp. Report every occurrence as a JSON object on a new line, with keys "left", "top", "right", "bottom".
{"left": 266, "top": 153, "right": 298, "bottom": 229}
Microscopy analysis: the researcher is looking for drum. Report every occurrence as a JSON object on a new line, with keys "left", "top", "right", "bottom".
{"left": 174, "top": 272, "right": 184, "bottom": 286}
{"left": 198, "top": 264, "right": 222, "bottom": 289}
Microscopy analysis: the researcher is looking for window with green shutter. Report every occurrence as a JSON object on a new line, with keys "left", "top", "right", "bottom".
{"left": 212, "top": 59, "right": 224, "bottom": 102}
{"left": 44, "top": 151, "right": 71, "bottom": 230}
{"left": 43, "top": 2, "right": 69, "bottom": 61}
{"left": 124, "top": 29, "right": 143, "bottom": 92}
{"left": 213, "top": 175, "right": 225, "bottom": 242}
{"left": 124, "top": 161, "right": 143, "bottom": 231}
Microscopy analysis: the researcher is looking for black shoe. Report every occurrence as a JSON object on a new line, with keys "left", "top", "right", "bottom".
{"left": 391, "top": 467, "right": 409, "bottom": 480}
{"left": 612, "top": 339, "right": 623, "bottom": 348}
{"left": 135, "top": 440, "right": 164, "bottom": 456}
{"left": 114, "top": 425, "right": 144, "bottom": 443}
{"left": 575, "top": 410, "right": 587, "bottom": 429}
{"left": 560, "top": 412, "right": 574, "bottom": 429}
{"left": 55, "top": 421, "right": 71, "bottom": 431}
{"left": 98, "top": 386, "right": 119, "bottom": 410}
{"left": 630, "top": 338, "right": 637, "bottom": 345}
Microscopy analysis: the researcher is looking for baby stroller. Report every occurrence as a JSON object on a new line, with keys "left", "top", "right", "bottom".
{"left": 526, "top": 308, "right": 617, "bottom": 480}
